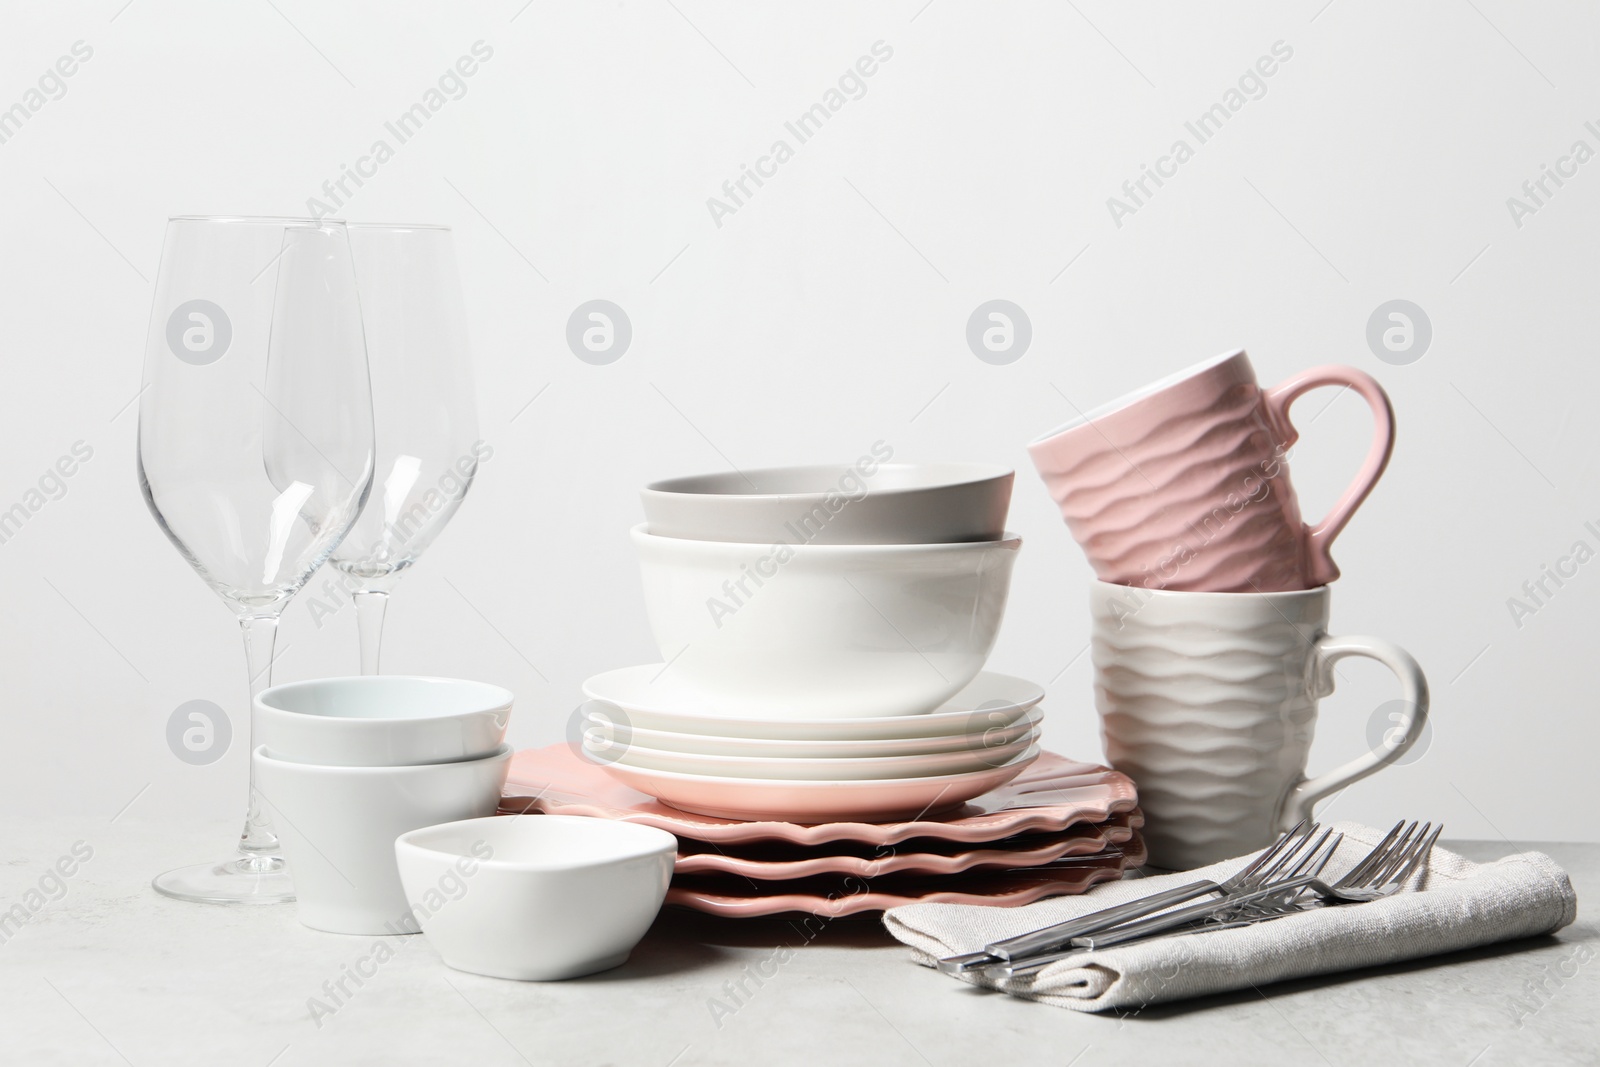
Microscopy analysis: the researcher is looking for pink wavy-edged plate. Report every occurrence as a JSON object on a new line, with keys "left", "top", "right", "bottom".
{"left": 665, "top": 834, "right": 1146, "bottom": 917}
{"left": 674, "top": 808, "right": 1143, "bottom": 879}
{"left": 501, "top": 745, "right": 1139, "bottom": 846}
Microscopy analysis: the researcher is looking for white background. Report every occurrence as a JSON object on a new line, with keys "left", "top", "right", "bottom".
{"left": 1, "top": 1, "right": 1595, "bottom": 842}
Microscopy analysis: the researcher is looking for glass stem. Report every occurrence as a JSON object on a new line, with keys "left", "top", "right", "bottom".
{"left": 238, "top": 614, "right": 281, "bottom": 860}
{"left": 354, "top": 590, "right": 389, "bottom": 675}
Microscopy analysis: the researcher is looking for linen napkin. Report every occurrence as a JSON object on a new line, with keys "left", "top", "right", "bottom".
{"left": 883, "top": 822, "right": 1577, "bottom": 1012}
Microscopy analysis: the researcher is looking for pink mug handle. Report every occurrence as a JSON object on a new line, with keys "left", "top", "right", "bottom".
{"left": 1261, "top": 365, "right": 1395, "bottom": 586}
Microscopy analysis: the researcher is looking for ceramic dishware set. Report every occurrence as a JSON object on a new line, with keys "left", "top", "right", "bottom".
{"left": 251, "top": 677, "right": 515, "bottom": 934}
{"left": 602, "top": 461, "right": 1032, "bottom": 798}
{"left": 496, "top": 461, "right": 1152, "bottom": 916}
{"left": 1029, "top": 349, "right": 1431, "bottom": 870}
{"left": 138, "top": 215, "right": 1418, "bottom": 979}
{"left": 251, "top": 675, "right": 681, "bottom": 980}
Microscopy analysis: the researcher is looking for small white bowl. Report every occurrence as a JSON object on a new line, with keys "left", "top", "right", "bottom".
{"left": 253, "top": 743, "right": 513, "bottom": 935}
{"left": 255, "top": 676, "right": 512, "bottom": 766}
{"left": 395, "top": 815, "right": 677, "bottom": 981}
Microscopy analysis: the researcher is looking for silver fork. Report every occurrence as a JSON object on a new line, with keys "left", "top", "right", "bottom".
{"left": 1184, "top": 821, "right": 1439, "bottom": 916}
{"left": 1066, "top": 820, "right": 1439, "bottom": 952}
{"left": 978, "top": 828, "right": 1349, "bottom": 981}
{"left": 937, "top": 820, "right": 1325, "bottom": 975}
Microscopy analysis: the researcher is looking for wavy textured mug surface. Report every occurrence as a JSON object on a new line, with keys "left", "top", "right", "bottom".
{"left": 1029, "top": 350, "right": 1394, "bottom": 592}
{"left": 1090, "top": 581, "right": 1428, "bottom": 870}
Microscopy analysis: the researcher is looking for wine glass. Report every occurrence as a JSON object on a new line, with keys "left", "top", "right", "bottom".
{"left": 138, "top": 216, "right": 374, "bottom": 904}
{"left": 333, "top": 224, "right": 479, "bottom": 675}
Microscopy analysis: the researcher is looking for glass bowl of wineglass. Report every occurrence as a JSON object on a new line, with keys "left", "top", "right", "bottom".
{"left": 334, "top": 223, "right": 481, "bottom": 675}
{"left": 138, "top": 215, "right": 374, "bottom": 904}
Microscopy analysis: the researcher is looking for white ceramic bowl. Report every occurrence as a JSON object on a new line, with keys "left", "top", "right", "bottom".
{"left": 584, "top": 728, "right": 1037, "bottom": 780}
{"left": 641, "top": 462, "right": 1014, "bottom": 545}
{"left": 395, "top": 815, "right": 676, "bottom": 981}
{"left": 583, "top": 668, "right": 1044, "bottom": 740}
{"left": 252, "top": 743, "right": 512, "bottom": 935}
{"left": 255, "top": 676, "right": 512, "bottom": 766}
{"left": 584, "top": 707, "right": 1043, "bottom": 759}
{"left": 632, "top": 525, "right": 1022, "bottom": 718}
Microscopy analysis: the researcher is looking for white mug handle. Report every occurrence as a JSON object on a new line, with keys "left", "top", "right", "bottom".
{"left": 1277, "top": 633, "right": 1430, "bottom": 829}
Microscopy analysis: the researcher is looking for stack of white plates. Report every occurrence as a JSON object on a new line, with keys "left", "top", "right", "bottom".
{"left": 580, "top": 667, "right": 1044, "bottom": 822}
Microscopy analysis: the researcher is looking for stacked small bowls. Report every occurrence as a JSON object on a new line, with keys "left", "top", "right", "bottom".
{"left": 252, "top": 676, "right": 514, "bottom": 934}
{"left": 582, "top": 460, "right": 1044, "bottom": 821}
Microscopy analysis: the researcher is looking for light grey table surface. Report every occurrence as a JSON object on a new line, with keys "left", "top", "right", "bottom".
{"left": 0, "top": 815, "right": 1593, "bottom": 1067}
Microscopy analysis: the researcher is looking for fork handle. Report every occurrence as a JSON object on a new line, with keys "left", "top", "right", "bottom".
{"left": 1070, "top": 876, "right": 1319, "bottom": 949}
{"left": 986, "top": 915, "right": 1273, "bottom": 982}
{"left": 985, "top": 879, "right": 1221, "bottom": 960}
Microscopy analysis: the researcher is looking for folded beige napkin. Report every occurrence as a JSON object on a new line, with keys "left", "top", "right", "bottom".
{"left": 883, "top": 822, "right": 1577, "bottom": 1012}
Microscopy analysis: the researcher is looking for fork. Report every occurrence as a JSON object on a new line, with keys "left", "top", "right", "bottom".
{"left": 977, "top": 828, "right": 1348, "bottom": 981}
{"left": 1066, "top": 821, "right": 1439, "bottom": 952}
{"left": 937, "top": 820, "right": 1324, "bottom": 975}
{"left": 979, "top": 821, "right": 1436, "bottom": 982}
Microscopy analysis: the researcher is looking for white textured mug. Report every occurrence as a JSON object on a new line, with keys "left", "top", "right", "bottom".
{"left": 1090, "top": 581, "right": 1428, "bottom": 870}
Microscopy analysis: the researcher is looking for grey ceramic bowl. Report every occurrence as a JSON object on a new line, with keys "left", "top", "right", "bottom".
{"left": 640, "top": 462, "right": 1013, "bottom": 545}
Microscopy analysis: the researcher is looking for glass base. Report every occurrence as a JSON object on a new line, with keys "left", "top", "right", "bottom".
{"left": 152, "top": 853, "right": 295, "bottom": 905}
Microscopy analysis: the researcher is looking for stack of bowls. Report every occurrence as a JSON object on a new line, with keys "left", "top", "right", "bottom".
{"left": 252, "top": 676, "right": 514, "bottom": 934}
{"left": 583, "top": 460, "right": 1043, "bottom": 821}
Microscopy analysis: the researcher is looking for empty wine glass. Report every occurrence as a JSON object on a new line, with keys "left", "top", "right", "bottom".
{"left": 138, "top": 216, "right": 374, "bottom": 904}
{"left": 333, "top": 224, "right": 480, "bottom": 675}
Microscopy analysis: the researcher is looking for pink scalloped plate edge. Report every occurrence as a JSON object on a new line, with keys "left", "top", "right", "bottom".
{"left": 502, "top": 744, "right": 1139, "bottom": 846}
{"left": 674, "top": 809, "right": 1144, "bottom": 879}
{"left": 664, "top": 833, "right": 1146, "bottom": 918}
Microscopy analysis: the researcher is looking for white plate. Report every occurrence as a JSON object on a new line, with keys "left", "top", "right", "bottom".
{"left": 585, "top": 729, "right": 1037, "bottom": 781}
{"left": 587, "top": 746, "right": 1041, "bottom": 822}
{"left": 584, "top": 707, "right": 1043, "bottom": 759}
{"left": 582, "top": 668, "right": 1044, "bottom": 741}
{"left": 505, "top": 745, "right": 1141, "bottom": 846}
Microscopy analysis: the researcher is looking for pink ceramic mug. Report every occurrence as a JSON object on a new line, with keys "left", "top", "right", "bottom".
{"left": 1028, "top": 350, "right": 1394, "bottom": 592}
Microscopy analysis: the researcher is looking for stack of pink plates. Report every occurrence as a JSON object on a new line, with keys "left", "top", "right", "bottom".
{"left": 502, "top": 745, "right": 1145, "bottom": 918}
